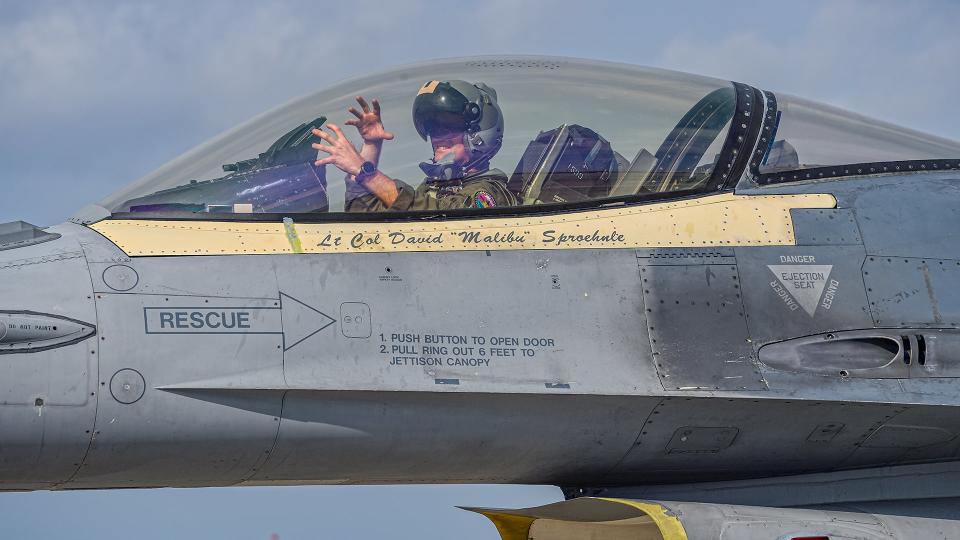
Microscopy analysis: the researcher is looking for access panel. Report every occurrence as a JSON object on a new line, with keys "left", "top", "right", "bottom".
{"left": 639, "top": 256, "right": 764, "bottom": 391}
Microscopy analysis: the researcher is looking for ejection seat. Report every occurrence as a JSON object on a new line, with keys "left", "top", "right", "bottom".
{"left": 608, "top": 147, "right": 657, "bottom": 197}
{"left": 506, "top": 124, "right": 620, "bottom": 206}
{"left": 507, "top": 85, "right": 738, "bottom": 205}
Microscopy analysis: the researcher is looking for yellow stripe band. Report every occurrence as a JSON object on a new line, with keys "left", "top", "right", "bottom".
{"left": 90, "top": 193, "right": 836, "bottom": 257}
{"left": 470, "top": 497, "right": 688, "bottom": 540}
{"left": 598, "top": 498, "right": 689, "bottom": 540}
{"left": 475, "top": 511, "right": 536, "bottom": 540}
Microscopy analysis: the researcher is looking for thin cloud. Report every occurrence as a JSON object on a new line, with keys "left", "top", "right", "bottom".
{"left": 658, "top": 0, "right": 960, "bottom": 141}
{"left": 1, "top": 0, "right": 957, "bottom": 225}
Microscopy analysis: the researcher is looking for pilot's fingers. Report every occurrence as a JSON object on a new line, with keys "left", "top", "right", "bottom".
{"left": 315, "top": 156, "right": 337, "bottom": 167}
{"left": 311, "top": 143, "right": 333, "bottom": 154}
{"left": 356, "top": 95, "right": 370, "bottom": 113}
{"left": 311, "top": 128, "right": 333, "bottom": 141}
{"left": 382, "top": 130, "right": 395, "bottom": 141}
{"left": 344, "top": 119, "right": 359, "bottom": 127}
{"left": 372, "top": 99, "right": 381, "bottom": 115}
{"left": 317, "top": 125, "right": 342, "bottom": 143}
{"left": 327, "top": 123, "right": 347, "bottom": 141}
{"left": 347, "top": 107, "right": 362, "bottom": 119}
{"left": 312, "top": 133, "right": 336, "bottom": 146}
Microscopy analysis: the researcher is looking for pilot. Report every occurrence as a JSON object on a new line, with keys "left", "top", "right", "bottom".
{"left": 311, "top": 80, "right": 515, "bottom": 211}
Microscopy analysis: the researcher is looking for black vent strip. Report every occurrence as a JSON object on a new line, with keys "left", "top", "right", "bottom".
{"left": 643, "top": 86, "right": 736, "bottom": 192}
{"left": 707, "top": 83, "right": 765, "bottom": 191}
{"left": 917, "top": 334, "right": 927, "bottom": 366}
{"left": 756, "top": 159, "right": 960, "bottom": 185}
{"left": 749, "top": 91, "right": 779, "bottom": 178}
{"left": 746, "top": 88, "right": 960, "bottom": 184}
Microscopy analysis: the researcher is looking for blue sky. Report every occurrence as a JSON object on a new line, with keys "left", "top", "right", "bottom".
{"left": 1, "top": 1, "right": 958, "bottom": 538}
{"left": 2, "top": 0, "right": 959, "bottom": 226}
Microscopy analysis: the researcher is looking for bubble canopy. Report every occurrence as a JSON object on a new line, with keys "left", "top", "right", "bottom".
{"left": 99, "top": 56, "right": 960, "bottom": 218}
{"left": 101, "top": 57, "right": 737, "bottom": 215}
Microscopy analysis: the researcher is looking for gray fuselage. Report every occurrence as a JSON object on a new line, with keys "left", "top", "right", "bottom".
{"left": 2, "top": 172, "right": 960, "bottom": 495}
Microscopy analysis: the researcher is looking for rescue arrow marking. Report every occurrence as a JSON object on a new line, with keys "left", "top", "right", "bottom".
{"left": 279, "top": 292, "right": 336, "bottom": 351}
{"left": 143, "top": 292, "right": 335, "bottom": 351}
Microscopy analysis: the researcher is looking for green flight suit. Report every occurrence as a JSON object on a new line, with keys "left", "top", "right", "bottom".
{"left": 345, "top": 168, "right": 516, "bottom": 212}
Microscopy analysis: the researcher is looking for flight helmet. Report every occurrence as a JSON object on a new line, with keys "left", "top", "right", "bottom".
{"left": 413, "top": 80, "right": 504, "bottom": 179}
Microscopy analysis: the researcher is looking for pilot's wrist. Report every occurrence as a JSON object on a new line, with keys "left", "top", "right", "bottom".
{"left": 355, "top": 161, "right": 377, "bottom": 184}
{"left": 347, "top": 159, "right": 364, "bottom": 177}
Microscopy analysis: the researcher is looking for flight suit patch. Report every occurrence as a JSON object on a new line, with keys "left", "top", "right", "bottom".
{"left": 474, "top": 191, "right": 496, "bottom": 208}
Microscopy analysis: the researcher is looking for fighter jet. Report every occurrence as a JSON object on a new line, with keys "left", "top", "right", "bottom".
{"left": 3, "top": 56, "right": 960, "bottom": 539}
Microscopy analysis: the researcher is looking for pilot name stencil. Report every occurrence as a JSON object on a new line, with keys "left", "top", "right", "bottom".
{"left": 768, "top": 255, "right": 838, "bottom": 317}
{"left": 322, "top": 228, "right": 628, "bottom": 251}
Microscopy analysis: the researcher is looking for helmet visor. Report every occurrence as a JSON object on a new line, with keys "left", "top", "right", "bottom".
{"left": 412, "top": 82, "right": 470, "bottom": 140}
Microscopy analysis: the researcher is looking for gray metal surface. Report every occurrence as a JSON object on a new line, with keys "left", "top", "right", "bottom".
{"left": 735, "top": 244, "right": 873, "bottom": 346}
{"left": 3, "top": 172, "right": 960, "bottom": 503}
{"left": 596, "top": 461, "right": 960, "bottom": 508}
{"left": 864, "top": 256, "right": 960, "bottom": 327}
{"left": 0, "top": 224, "right": 97, "bottom": 489}
{"left": 66, "top": 262, "right": 285, "bottom": 488}
{"left": 606, "top": 397, "right": 913, "bottom": 484}
{"left": 68, "top": 204, "right": 111, "bottom": 226}
{"left": 850, "top": 175, "right": 960, "bottom": 259}
{"left": 0, "top": 220, "right": 60, "bottom": 251}
{"left": 638, "top": 260, "right": 763, "bottom": 391}
{"left": 5, "top": 176, "right": 960, "bottom": 497}
{"left": 657, "top": 499, "right": 960, "bottom": 540}
{"left": 789, "top": 207, "right": 862, "bottom": 246}
{"left": 471, "top": 497, "right": 960, "bottom": 539}
{"left": 274, "top": 248, "right": 654, "bottom": 394}
{"left": 249, "top": 392, "right": 656, "bottom": 486}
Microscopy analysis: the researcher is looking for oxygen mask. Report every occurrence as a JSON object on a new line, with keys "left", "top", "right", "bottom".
{"left": 420, "top": 154, "right": 464, "bottom": 182}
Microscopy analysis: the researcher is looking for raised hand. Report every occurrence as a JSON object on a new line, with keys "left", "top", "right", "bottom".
{"left": 345, "top": 96, "right": 394, "bottom": 143}
{"left": 312, "top": 124, "right": 364, "bottom": 176}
